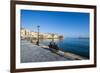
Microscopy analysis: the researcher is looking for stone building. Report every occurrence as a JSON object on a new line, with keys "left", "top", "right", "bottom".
{"left": 21, "top": 28, "right": 63, "bottom": 40}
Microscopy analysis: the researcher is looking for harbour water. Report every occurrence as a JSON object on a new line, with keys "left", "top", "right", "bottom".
{"left": 39, "top": 38, "right": 89, "bottom": 59}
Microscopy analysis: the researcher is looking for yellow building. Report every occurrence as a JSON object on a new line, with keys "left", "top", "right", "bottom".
{"left": 21, "top": 29, "right": 31, "bottom": 39}
{"left": 21, "top": 28, "right": 63, "bottom": 40}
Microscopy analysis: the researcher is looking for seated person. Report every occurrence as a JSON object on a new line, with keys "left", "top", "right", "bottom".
{"left": 53, "top": 43, "right": 59, "bottom": 51}
{"left": 48, "top": 41, "right": 59, "bottom": 51}
{"left": 48, "top": 41, "right": 54, "bottom": 48}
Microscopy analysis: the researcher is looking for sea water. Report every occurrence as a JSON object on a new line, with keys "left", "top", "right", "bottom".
{"left": 39, "top": 38, "right": 89, "bottom": 59}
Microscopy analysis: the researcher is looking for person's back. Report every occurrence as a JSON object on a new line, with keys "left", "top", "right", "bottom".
{"left": 48, "top": 42, "right": 53, "bottom": 48}
{"left": 48, "top": 41, "right": 59, "bottom": 52}
{"left": 53, "top": 43, "right": 59, "bottom": 50}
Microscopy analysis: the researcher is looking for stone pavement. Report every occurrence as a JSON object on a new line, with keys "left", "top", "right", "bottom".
{"left": 21, "top": 40, "right": 69, "bottom": 63}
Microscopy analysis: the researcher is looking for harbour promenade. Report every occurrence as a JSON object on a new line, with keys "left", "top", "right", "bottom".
{"left": 21, "top": 40, "right": 70, "bottom": 63}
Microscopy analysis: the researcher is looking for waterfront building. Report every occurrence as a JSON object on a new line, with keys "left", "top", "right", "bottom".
{"left": 21, "top": 28, "right": 63, "bottom": 40}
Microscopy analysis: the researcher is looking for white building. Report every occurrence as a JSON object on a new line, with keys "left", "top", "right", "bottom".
{"left": 21, "top": 28, "right": 63, "bottom": 40}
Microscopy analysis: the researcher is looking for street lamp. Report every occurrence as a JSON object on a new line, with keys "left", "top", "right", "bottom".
{"left": 36, "top": 25, "right": 40, "bottom": 46}
{"left": 51, "top": 33, "right": 54, "bottom": 42}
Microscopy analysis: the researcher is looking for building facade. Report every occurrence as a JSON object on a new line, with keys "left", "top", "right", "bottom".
{"left": 21, "top": 28, "right": 63, "bottom": 40}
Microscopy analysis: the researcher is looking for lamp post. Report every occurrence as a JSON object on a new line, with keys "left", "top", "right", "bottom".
{"left": 51, "top": 33, "right": 54, "bottom": 42}
{"left": 37, "top": 25, "right": 40, "bottom": 46}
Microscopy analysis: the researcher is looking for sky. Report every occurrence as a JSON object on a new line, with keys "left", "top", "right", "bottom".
{"left": 21, "top": 9, "right": 90, "bottom": 38}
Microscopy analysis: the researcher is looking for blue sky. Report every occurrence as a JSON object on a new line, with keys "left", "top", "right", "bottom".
{"left": 21, "top": 9, "right": 89, "bottom": 38}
